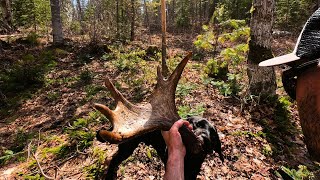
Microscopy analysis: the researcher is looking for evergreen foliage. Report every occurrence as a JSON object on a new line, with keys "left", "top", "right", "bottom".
{"left": 275, "top": 0, "right": 316, "bottom": 31}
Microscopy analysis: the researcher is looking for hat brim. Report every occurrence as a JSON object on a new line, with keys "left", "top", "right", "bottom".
{"left": 259, "top": 53, "right": 300, "bottom": 67}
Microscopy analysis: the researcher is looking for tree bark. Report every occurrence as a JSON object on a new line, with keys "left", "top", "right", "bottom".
{"left": 171, "top": 0, "right": 175, "bottom": 26}
{"left": 116, "top": 0, "right": 119, "bottom": 38}
{"left": 143, "top": 0, "right": 149, "bottom": 27}
{"left": 161, "top": 0, "right": 169, "bottom": 77}
{"left": 76, "top": 0, "right": 85, "bottom": 34}
{"left": 205, "top": 0, "right": 217, "bottom": 24}
{"left": 247, "top": 0, "right": 276, "bottom": 97}
{"left": 130, "top": 0, "right": 135, "bottom": 41}
{"left": 50, "top": 0, "right": 64, "bottom": 45}
{"left": 143, "top": 0, "right": 151, "bottom": 42}
{"left": 199, "top": 0, "right": 202, "bottom": 24}
{"left": 0, "top": 0, "right": 13, "bottom": 32}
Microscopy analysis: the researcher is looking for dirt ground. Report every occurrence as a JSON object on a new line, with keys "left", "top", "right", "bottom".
{"left": 0, "top": 32, "right": 319, "bottom": 179}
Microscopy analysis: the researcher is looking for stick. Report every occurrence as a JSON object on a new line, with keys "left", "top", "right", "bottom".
{"left": 27, "top": 140, "right": 33, "bottom": 162}
{"left": 161, "top": 0, "right": 169, "bottom": 77}
{"left": 32, "top": 152, "right": 55, "bottom": 180}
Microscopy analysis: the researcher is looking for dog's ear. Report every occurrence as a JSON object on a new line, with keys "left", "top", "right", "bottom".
{"left": 209, "top": 125, "right": 224, "bottom": 162}
{"left": 186, "top": 115, "right": 193, "bottom": 122}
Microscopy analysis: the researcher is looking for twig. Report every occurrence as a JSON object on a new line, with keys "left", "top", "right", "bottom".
{"left": 57, "top": 152, "right": 78, "bottom": 166}
{"left": 32, "top": 152, "right": 55, "bottom": 180}
{"left": 54, "top": 166, "right": 59, "bottom": 179}
{"left": 38, "top": 128, "right": 43, "bottom": 147}
{"left": 33, "top": 128, "right": 59, "bottom": 179}
{"left": 27, "top": 140, "right": 33, "bottom": 161}
{"left": 76, "top": 144, "right": 88, "bottom": 155}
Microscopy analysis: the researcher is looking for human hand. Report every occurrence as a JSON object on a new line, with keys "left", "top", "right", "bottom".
{"left": 161, "top": 119, "right": 193, "bottom": 158}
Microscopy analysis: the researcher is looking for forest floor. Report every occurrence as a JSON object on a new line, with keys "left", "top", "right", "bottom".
{"left": 0, "top": 31, "right": 319, "bottom": 179}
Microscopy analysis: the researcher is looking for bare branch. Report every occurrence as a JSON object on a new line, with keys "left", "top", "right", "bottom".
{"left": 27, "top": 140, "right": 32, "bottom": 162}
{"left": 33, "top": 152, "right": 55, "bottom": 180}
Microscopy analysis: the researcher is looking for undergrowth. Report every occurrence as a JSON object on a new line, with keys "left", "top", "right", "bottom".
{"left": 0, "top": 49, "right": 58, "bottom": 119}
{"left": 194, "top": 14, "right": 250, "bottom": 97}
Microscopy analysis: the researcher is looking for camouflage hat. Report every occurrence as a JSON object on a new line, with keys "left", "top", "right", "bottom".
{"left": 259, "top": 8, "right": 320, "bottom": 67}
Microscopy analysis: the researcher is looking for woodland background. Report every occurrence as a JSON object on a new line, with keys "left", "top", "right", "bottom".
{"left": 1, "top": 0, "right": 320, "bottom": 179}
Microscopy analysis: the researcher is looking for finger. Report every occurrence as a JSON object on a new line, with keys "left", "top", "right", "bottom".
{"left": 161, "top": 130, "right": 169, "bottom": 138}
{"left": 161, "top": 131, "right": 170, "bottom": 144}
{"left": 182, "top": 120, "right": 191, "bottom": 127}
{"left": 161, "top": 130, "right": 168, "bottom": 135}
{"left": 188, "top": 124, "right": 193, "bottom": 130}
{"left": 171, "top": 119, "right": 187, "bottom": 131}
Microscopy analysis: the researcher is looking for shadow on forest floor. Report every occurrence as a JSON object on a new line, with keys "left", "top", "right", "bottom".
{"left": 247, "top": 95, "right": 319, "bottom": 176}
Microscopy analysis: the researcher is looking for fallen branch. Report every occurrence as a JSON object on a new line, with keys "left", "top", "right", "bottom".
{"left": 27, "top": 140, "right": 32, "bottom": 161}
{"left": 32, "top": 152, "right": 55, "bottom": 180}
{"left": 32, "top": 130, "right": 60, "bottom": 179}
{"left": 76, "top": 144, "right": 88, "bottom": 155}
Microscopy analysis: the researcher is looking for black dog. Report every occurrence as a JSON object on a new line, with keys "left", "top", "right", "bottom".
{"left": 96, "top": 116, "right": 223, "bottom": 180}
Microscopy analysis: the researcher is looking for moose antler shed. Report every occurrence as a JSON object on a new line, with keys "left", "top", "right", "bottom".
{"left": 94, "top": 52, "right": 223, "bottom": 179}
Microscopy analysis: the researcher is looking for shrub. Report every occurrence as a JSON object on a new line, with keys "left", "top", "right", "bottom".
{"left": 80, "top": 69, "right": 93, "bottom": 83}
{"left": 204, "top": 59, "right": 229, "bottom": 79}
{"left": 211, "top": 73, "right": 242, "bottom": 96}
{"left": 26, "top": 32, "right": 39, "bottom": 45}
{"left": 0, "top": 54, "right": 44, "bottom": 92}
{"left": 70, "top": 21, "right": 81, "bottom": 35}
{"left": 178, "top": 104, "right": 206, "bottom": 119}
{"left": 277, "top": 165, "right": 314, "bottom": 179}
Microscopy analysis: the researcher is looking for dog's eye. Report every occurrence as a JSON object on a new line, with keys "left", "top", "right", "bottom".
{"left": 196, "top": 120, "right": 206, "bottom": 128}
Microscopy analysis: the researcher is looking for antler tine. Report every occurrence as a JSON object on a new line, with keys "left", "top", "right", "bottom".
{"left": 95, "top": 52, "right": 205, "bottom": 154}
{"left": 97, "top": 130, "right": 122, "bottom": 143}
{"left": 168, "top": 52, "right": 192, "bottom": 86}
{"left": 94, "top": 103, "right": 116, "bottom": 123}
{"left": 104, "top": 77, "right": 136, "bottom": 110}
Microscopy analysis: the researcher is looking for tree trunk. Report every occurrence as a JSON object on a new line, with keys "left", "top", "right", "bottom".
{"left": 143, "top": 0, "right": 151, "bottom": 42}
{"left": 247, "top": 0, "right": 276, "bottom": 97}
{"left": 190, "top": 0, "right": 194, "bottom": 26}
{"left": 171, "top": 0, "right": 175, "bottom": 27}
{"left": 0, "top": 0, "right": 13, "bottom": 32}
{"left": 130, "top": 0, "right": 135, "bottom": 41}
{"left": 32, "top": 0, "right": 37, "bottom": 32}
{"left": 116, "top": 0, "right": 119, "bottom": 38}
{"left": 161, "top": 0, "right": 169, "bottom": 77}
{"left": 286, "top": 0, "right": 289, "bottom": 27}
{"left": 204, "top": 0, "right": 209, "bottom": 22}
{"left": 199, "top": 0, "right": 202, "bottom": 24}
{"left": 50, "top": 0, "right": 64, "bottom": 45}
{"left": 143, "top": 0, "right": 149, "bottom": 27}
{"left": 76, "top": 0, "right": 85, "bottom": 34}
{"left": 206, "top": 0, "right": 217, "bottom": 24}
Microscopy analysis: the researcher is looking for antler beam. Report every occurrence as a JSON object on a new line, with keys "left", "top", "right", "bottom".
{"left": 95, "top": 52, "right": 203, "bottom": 153}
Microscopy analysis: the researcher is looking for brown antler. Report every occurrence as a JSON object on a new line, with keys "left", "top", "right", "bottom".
{"left": 95, "top": 52, "right": 203, "bottom": 153}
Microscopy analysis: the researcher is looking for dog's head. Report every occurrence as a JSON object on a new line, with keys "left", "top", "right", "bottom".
{"left": 186, "top": 115, "right": 223, "bottom": 161}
